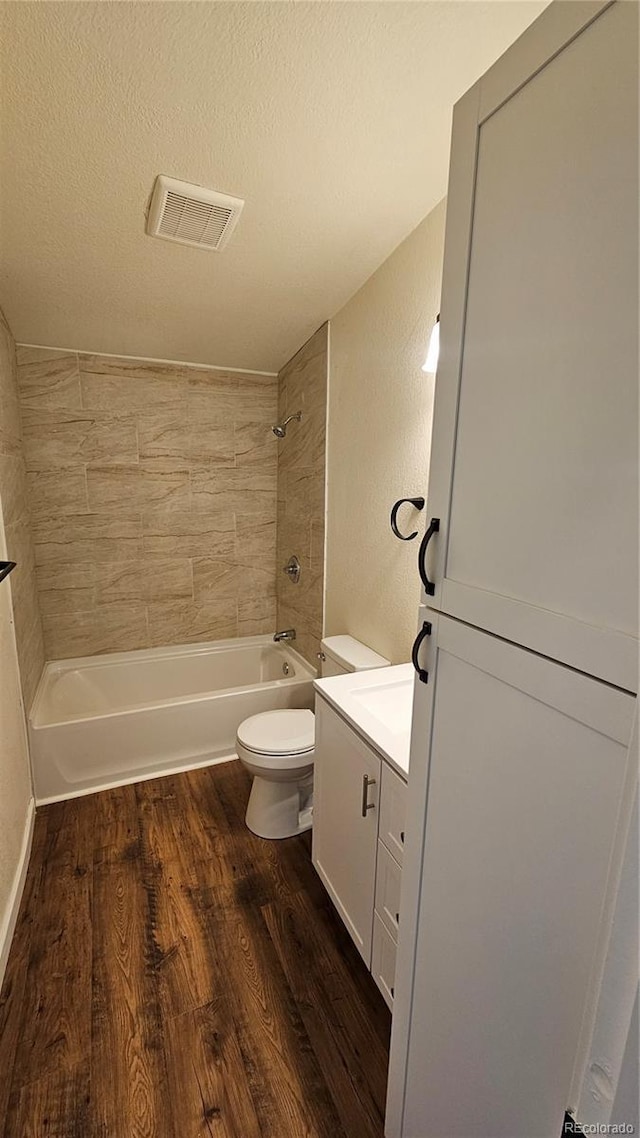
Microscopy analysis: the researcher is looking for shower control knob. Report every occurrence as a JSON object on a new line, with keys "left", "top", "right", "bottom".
{"left": 283, "top": 555, "right": 301, "bottom": 583}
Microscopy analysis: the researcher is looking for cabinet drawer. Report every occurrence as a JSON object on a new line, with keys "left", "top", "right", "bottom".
{"left": 372, "top": 913, "right": 397, "bottom": 1012}
{"left": 379, "top": 762, "right": 407, "bottom": 865}
{"left": 374, "top": 840, "right": 402, "bottom": 943}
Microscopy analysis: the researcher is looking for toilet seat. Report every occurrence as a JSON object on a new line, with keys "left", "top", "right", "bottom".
{"left": 237, "top": 708, "right": 315, "bottom": 758}
{"left": 237, "top": 709, "right": 315, "bottom": 838}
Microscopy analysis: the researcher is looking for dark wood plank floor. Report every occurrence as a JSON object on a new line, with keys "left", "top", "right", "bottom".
{"left": 0, "top": 760, "right": 391, "bottom": 1138}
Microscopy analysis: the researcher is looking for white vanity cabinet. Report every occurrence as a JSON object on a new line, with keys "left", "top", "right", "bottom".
{"left": 313, "top": 693, "right": 407, "bottom": 1009}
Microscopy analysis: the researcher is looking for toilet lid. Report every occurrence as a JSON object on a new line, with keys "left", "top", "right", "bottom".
{"left": 237, "top": 708, "right": 315, "bottom": 756}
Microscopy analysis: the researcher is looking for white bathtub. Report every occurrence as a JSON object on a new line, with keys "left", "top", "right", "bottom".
{"left": 29, "top": 635, "right": 315, "bottom": 803}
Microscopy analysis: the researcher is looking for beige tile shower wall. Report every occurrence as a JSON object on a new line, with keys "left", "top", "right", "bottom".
{"left": 276, "top": 324, "right": 328, "bottom": 666}
{"left": 0, "top": 310, "right": 45, "bottom": 707}
{"left": 16, "top": 349, "right": 278, "bottom": 659}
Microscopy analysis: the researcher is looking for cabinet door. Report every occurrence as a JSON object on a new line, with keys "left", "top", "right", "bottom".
{"left": 423, "top": 0, "right": 638, "bottom": 692}
{"left": 312, "top": 696, "right": 380, "bottom": 965}
{"left": 387, "top": 613, "right": 637, "bottom": 1138}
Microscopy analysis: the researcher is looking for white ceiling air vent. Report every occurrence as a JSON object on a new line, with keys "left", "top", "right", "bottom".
{"left": 146, "top": 175, "right": 244, "bottom": 251}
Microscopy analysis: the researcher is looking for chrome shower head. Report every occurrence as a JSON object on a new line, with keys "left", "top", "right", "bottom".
{"left": 272, "top": 410, "right": 302, "bottom": 438}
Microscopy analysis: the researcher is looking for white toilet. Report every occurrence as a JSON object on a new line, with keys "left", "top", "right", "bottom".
{"left": 236, "top": 635, "right": 390, "bottom": 839}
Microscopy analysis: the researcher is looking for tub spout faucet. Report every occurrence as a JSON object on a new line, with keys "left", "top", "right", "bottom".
{"left": 274, "top": 629, "right": 296, "bottom": 642}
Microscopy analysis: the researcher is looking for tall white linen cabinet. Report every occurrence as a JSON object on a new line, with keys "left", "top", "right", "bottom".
{"left": 386, "top": 3, "right": 638, "bottom": 1136}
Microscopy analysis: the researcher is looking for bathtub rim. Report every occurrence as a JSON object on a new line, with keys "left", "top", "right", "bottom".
{"left": 30, "top": 634, "right": 317, "bottom": 729}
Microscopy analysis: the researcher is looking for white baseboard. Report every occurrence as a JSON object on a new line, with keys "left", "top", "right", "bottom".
{"left": 0, "top": 798, "right": 35, "bottom": 992}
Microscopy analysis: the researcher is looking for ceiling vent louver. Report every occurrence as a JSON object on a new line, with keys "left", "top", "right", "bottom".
{"left": 146, "top": 175, "right": 244, "bottom": 251}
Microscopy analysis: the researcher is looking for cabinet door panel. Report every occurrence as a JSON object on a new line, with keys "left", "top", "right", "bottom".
{"left": 372, "top": 914, "right": 397, "bottom": 1012}
{"left": 425, "top": 0, "right": 638, "bottom": 691}
{"left": 389, "top": 614, "right": 636, "bottom": 1138}
{"left": 375, "top": 840, "right": 402, "bottom": 943}
{"left": 312, "top": 697, "right": 380, "bottom": 965}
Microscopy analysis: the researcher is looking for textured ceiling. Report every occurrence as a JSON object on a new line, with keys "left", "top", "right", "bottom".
{"left": 0, "top": 1, "right": 548, "bottom": 372}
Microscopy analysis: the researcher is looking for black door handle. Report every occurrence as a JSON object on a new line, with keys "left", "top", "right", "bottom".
{"left": 418, "top": 517, "right": 440, "bottom": 595}
{"left": 390, "top": 497, "right": 425, "bottom": 541}
{"left": 411, "top": 620, "right": 432, "bottom": 684}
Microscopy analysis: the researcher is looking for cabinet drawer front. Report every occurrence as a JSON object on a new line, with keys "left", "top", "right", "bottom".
{"left": 375, "top": 840, "right": 402, "bottom": 943}
{"left": 372, "top": 913, "right": 397, "bottom": 1012}
{"left": 379, "top": 762, "right": 407, "bottom": 865}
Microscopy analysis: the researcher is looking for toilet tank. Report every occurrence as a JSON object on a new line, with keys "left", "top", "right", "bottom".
{"left": 320, "top": 635, "right": 390, "bottom": 677}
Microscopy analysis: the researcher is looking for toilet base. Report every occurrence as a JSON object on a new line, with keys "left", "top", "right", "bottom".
{"left": 245, "top": 773, "right": 313, "bottom": 840}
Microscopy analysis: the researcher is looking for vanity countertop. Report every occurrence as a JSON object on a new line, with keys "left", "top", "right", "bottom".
{"left": 314, "top": 663, "right": 413, "bottom": 781}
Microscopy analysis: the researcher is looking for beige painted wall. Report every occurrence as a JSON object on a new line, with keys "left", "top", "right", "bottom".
{"left": 0, "top": 307, "right": 35, "bottom": 973}
{"left": 16, "top": 349, "right": 278, "bottom": 659}
{"left": 325, "top": 200, "right": 446, "bottom": 663}
{"left": 276, "top": 325, "right": 327, "bottom": 665}
{"left": 0, "top": 309, "right": 44, "bottom": 707}
{"left": 0, "top": 506, "right": 33, "bottom": 973}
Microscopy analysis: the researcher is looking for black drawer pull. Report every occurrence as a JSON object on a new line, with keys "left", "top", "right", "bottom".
{"left": 400, "top": 831, "right": 405, "bottom": 844}
{"left": 411, "top": 620, "right": 432, "bottom": 684}
{"left": 418, "top": 516, "right": 440, "bottom": 595}
{"left": 390, "top": 986, "right": 395, "bottom": 998}
{"left": 395, "top": 912, "right": 400, "bottom": 923}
